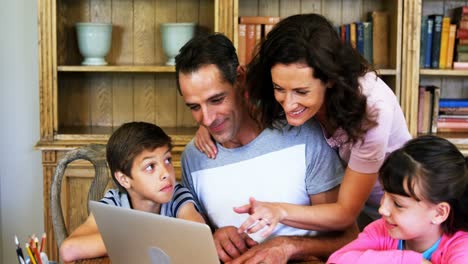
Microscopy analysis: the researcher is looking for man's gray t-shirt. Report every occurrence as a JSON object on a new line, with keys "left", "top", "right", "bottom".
{"left": 182, "top": 119, "right": 344, "bottom": 242}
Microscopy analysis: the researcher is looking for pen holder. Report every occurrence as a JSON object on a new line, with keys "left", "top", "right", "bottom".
{"left": 25, "top": 252, "right": 51, "bottom": 264}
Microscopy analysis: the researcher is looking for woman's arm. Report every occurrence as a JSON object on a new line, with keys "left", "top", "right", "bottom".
{"left": 236, "top": 167, "right": 377, "bottom": 235}
{"left": 59, "top": 214, "right": 107, "bottom": 262}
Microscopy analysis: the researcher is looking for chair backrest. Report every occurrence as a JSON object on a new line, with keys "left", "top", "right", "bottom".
{"left": 50, "top": 144, "right": 111, "bottom": 247}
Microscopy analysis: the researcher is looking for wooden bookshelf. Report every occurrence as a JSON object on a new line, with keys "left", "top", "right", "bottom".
{"left": 404, "top": 0, "right": 468, "bottom": 153}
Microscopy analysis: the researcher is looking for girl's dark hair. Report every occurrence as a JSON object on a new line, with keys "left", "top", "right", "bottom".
{"left": 379, "top": 135, "right": 468, "bottom": 235}
{"left": 106, "top": 122, "right": 172, "bottom": 192}
{"left": 247, "top": 13, "right": 376, "bottom": 144}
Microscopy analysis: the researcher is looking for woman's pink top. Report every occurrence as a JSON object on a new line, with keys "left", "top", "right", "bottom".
{"left": 324, "top": 72, "right": 411, "bottom": 207}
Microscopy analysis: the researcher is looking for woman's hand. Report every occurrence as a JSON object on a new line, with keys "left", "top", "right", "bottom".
{"left": 194, "top": 126, "right": 218, "bottom": 159}
{"left": 234, "top": 197, "right": 287, "bottom": 238}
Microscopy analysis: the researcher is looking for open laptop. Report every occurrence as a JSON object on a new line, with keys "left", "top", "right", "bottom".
{"left": 89, "top": 200, "right": 220, "bottom": 264}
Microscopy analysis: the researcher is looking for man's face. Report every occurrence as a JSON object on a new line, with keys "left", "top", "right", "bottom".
{"left": 179, "top": 64, "right": 243, "bottom": 147}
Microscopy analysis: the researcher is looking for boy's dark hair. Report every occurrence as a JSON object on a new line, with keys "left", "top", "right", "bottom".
{"left": 175, "top": 33, "right": 239, "bottom": 94}
{"left": 379, "top": 135, "right": 468, "bottom": 235}
{"left": 106, "top": 122, "right": 172, "bottom": 192}
{"left": 247, "top": 13, "right": 376, "bottom": 144}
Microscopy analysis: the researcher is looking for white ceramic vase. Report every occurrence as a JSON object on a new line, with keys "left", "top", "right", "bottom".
{"left": 160, "top": 23, "right": 196, "bottom": 66}
{"left": 76, "top": 22, "right": 112, "bottom": 66}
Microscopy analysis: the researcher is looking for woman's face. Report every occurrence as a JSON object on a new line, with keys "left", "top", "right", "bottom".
{"left": 271, "top": 63, "right": 328, "bottom": 126}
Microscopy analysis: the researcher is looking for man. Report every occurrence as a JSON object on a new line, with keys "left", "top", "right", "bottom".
{"left": 175, "top": 33, "right": 358, "bottom": 263}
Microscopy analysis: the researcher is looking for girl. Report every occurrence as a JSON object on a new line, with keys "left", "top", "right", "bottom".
{"left": 328, "top": 135, "right": 468, "bottom": 263}
{"left": 195, "top": 13, "right": 411, "bottom": 234}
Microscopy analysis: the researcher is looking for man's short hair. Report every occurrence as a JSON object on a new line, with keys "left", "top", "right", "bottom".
{"left": 175, "top": 33, "right": 239, "bottom": 93}
{"left": 106, "top": 122, "right": 172, "bottom": 192}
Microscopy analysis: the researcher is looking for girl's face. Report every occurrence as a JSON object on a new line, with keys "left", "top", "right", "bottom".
{"left": 271, "top": 63, "right": 328, "bottom": 127}
{"left": 378, "top": 187, "right": 442, "bottom": 250}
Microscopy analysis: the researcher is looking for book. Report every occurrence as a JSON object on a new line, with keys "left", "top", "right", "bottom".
{"left": 439, "top": 98, "right": 468, "bottom": 108}
{"left": 437, "top": 120, "right": 468, "bottom": 132}
{"left": 345, "top": 24, "right": 350, "bottom": 44}
{"left": 453, "top": 61, "right": 468, "bottom": 69}
{"left": 438, "top": 17, "right": 450, "bottom": 69}
{"left": 356, "top": 22, "right": 364, "bottom": 55}
{"left": 460, "top": 39, "right": 468, "bottom": 45}
{"left": 430, "top": 86, "right": 441, "bottom": 133}
{"left": 340, "top": 24, "right": 346, "bottom": 43}
{"left": 445, "top": 24, "right": 456, "bottom": 69}
{"left": 460, "top": 20, "right": 468, "bottom": 29}
{"left": 372, "top": 11, "right": 389, "bottom": 68}
{"left": 350, "top": 23, "right": 357, "bottom": 49}
{"left": 453, "top": 6, "right": 468, "bottom": 24}
{"left": 429, "top": 14, "right": 443, "bottom": 69}
{"left": 420, "top": 16, "right": 428, "bottom": 68}
{"left": 417, "top": 86, "right": 426, "bottom": 133}
{"left": 424, "top": 17, "right": 434, "bottom": 68}
{"left": 457, "top": 28, "right": 468, "bottom": 39}
{"left": 438, "top": 117, "right": 468, "bottom": 122}
{"left": 457, "top": 52, "right": 468, "bottom": 62}
{"left": 238, "top": 24, "right": 246, "bottom": 65}
{"left": 238, "top": 16, "right": 280, "bottom": 25}
{"left": 363, "top": 22, "right": 373, "bottom": 64}
{"left": 457, "top": 44, "right": 468, "bottom": 52}
{"left": 439, "top": 107, "right": 468, "bottom": 115}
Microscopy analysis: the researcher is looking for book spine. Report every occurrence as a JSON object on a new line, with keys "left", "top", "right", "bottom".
{"left": 430, "top": 86, "right": 441, "bottom": 133}
{"left": 457, "top": 44, "right": 468, "bottom": 52}
{"left": 345, "top": 24, "right": 350, "bottom": 44}
{"left": 438, "top": 17, "right": 450, "bottom": 69}
{"left": 418, "top": 86, "right": 426, "bottom": 133}
{"left": 356, "top": 22, "right": 364, "bottom": 55}
{"left": 372, "top": 11, "right": 389, "bottom": 68}
{"left": 457, "top": 52, "right": 468, "bottom": 62}
{"left": 430, "top": 15, "right": 443, "bottom": 69}
{"left": 420, "top": 16, "right": 428, "bottom": 68}
{"left": 350, "top": 23, "right": 357, "bottom": 49}
{"left": 340, "top": 24, "right": 346, "bottom": 43}
{"left": 457, "top": 28, "right": 468, "bottom": 39}
{"left": 363, "top": 22, "right": 373, "bottom": 64}
{"left": 424, "top": 18, "right": 434, "bottom": 68}
{"left": 439, "top": 99, "right": 468, "bottom": 108}
{"left": 445, "top": 24, "right": 456, "bottom": 69}
{"left": 238, "top": 24, "right": 246, "bottom": 66}
{"left": 453, "top": 61, "right": 468, "bottom": 69}
{"left": 239, "top": 16, "right": 280, "bottom": 25}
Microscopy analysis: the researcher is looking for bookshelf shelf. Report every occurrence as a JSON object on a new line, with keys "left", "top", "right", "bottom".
{"left": 58, "top": 65, "right": 176, "bottom": 73}
{"left": 420, "top": 69, "right": 468, "bottom": 76}
{"left": 377, "top": 69, "right": 398, "bottom": 75}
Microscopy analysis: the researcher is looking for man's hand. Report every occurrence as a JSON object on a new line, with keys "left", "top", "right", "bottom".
{"left": 226, "top": 236, "right": 289, "bottom": 264}
{"left": 214, "top": 226, "right": 258, "bottom": 263}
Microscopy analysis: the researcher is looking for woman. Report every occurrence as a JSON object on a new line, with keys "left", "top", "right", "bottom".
{"left": 196, "top": 13, "right": 411, "bottom": 234}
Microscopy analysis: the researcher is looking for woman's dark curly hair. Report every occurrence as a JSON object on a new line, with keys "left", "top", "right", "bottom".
{"left": 247, "top": 13, "right": 377, "bottom": 144}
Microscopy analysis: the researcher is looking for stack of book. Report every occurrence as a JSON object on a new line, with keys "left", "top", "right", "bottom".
{"left": 420, "top": 15, "right": 457, "bottom": 69}
{"left": 418, "top": 85, "right": 440, "bottom": 134}
{"left": 438, "top": 98, "right": 468, "bottom": 132}
{"left": 238, "top": 16, "right": 280, "bottom": 65}
{"left": 337, "top": 11, "right": 389, "bottom": 68}
{"left": 454, "top": 6, "right": 468, "bottom": 70}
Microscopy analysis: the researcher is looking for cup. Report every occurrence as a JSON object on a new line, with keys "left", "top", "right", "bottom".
{"left": 160, "top": 22, "right": 196, "bottom": 66}
{"left": 76, "top": 22, "right": 113, "bottom": 66}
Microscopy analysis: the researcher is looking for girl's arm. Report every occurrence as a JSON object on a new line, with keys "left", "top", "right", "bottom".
{"left": 59, "top": 214, "right": 107, "bottom": 262}
{"left": 327, "top": 220, "right": 424, "bottom": 264}
{"left": 176, "top": 202, "right": 206, "bottom": 224}
{"left": 236, "top": 167, "right": 377, "bottom": 234}
{"left": 193, "top": 126, "right": 217, "bottom": 159}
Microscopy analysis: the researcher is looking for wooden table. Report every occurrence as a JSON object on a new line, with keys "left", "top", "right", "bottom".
{"left": 73, "top": 257, "right": 324, "bottom": 264}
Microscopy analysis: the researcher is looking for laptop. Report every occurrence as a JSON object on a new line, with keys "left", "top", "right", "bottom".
{"left": 89, "top": 200, "right": 220, "bottom": 264}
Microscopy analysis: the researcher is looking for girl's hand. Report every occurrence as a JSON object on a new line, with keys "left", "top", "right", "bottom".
{"left": 194, "top": 126, "right": 217, "bottom": 159}
{"left": 234, "top": 197, "right": 287, "bottom": 238}
{"left": 421, "top": 259, "right": 432, "bottom": 264}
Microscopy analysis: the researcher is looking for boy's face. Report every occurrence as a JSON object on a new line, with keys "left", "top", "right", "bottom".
{"left": 125, "top": 145, "right": 175, "bottom": 205}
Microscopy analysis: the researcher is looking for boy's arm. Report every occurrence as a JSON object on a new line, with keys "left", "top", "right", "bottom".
{"left": 176, "top": 203, "right": 206, "bottom": 224}
{"left": 59, "top": 213, "right": 107, "bottom": 263}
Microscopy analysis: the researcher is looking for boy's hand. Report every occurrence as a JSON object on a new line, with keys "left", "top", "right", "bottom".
{"left": 194, "top": 126, "right": 218, "bottom": 159}
{"left": 234, "top": 197, "right": 286, "bottom": 238}
{"left": 213, "top": 226, "right": 257, "bottom": 263}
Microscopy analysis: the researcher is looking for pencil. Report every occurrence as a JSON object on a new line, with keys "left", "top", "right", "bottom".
{"left": 25, "top": 243, "right": 37, "bottom": 264}
{"left": 14, "top": 235, "right": 25, "bottom": 263}
{"left": 39, "top": 233, "right": 46, "bottom": 253}
{"left": 31, "top": 239, "right": 43, "bottom": 264}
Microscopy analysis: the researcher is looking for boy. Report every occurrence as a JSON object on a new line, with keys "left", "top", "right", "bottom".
{"left": 59, "top": 122, "right": 204, "bottom": 262}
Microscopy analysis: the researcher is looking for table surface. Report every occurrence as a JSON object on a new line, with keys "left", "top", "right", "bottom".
{"left": 73, "top": 257, "right": 324, "bottom": 264}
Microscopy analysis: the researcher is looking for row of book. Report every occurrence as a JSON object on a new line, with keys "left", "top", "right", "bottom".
{"left": 420, "top": 6, "right": 468, "bottom": 69}
{"left": 337, "top": 11, "right": 389, "bottom": 69}
{"left": 237, "top": 16, "right": 280, "bottom": 65}
{"left": 418, "top": 85, "right": 468, "bottom": 134}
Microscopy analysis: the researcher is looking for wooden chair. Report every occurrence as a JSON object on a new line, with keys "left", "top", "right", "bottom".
{"left": 50, "top": 144, "right": 111, "bottom": 248}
